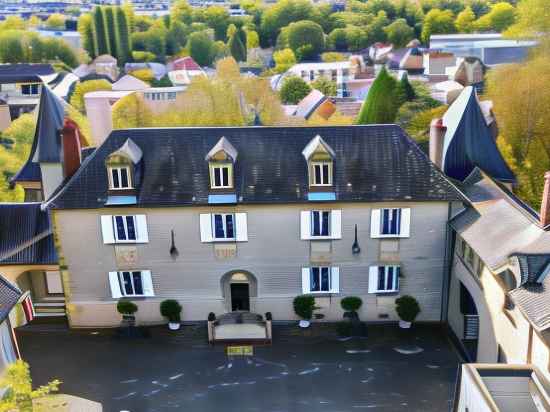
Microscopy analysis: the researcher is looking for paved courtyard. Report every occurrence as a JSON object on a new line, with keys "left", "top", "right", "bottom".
{"left": 17, "top": 323, "right": 461, "bottom": 412}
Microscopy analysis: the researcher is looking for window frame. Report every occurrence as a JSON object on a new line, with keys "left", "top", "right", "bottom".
{"left": 375, "top": 265, "right": 400, "bottom": 293}
{"left": 209, "top": 163, "right": 233, "bottom": 189}
{"left": 212, "top": 213, "right": 236, "bottom": 240}
{"left": 113, "top": 215, "right": 137, "bottom": 243}
{"left": 108, "top": 166, "right": 132, "bottom": 190}
{"left": 310, "top": 161, "right": 333, "bottom": 186}
{"left": 310, "top": 210, "right": 331, "bottom": 238}
{"left": 117, "top": 270, "right": 145, "bottom": 297}
{"left": 379, "top": 208, "right": 402, "bottom": 237}
{"left": 309, "top": 266, "right": 331, "bottom": 293}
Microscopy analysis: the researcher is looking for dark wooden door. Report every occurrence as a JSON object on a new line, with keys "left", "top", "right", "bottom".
{"left": 231, "top": 283, "right": 250, "bottom": 311}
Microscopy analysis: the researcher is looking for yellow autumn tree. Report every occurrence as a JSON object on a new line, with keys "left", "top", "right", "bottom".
{"left": 112, "top": 93, "right": 153, "bottom": 129}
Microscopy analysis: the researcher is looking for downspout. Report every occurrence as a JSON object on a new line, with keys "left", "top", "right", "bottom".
{"left": 440, "top": 202, "right": 455, "bottom": 323}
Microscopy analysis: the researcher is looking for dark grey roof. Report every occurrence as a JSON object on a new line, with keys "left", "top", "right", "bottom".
{"left": 11, "top": 87, "right": 66, "bottom": 184}
{"left": 0, "top": 275, "right": 21, "bottom": 323}
{"left": 510, "top": 275, "right": 550, "bottom": 330}
{"left": 0, "top": 64, "right": 54, "bottom": 83}
{"left": 46, "top": 125, "right": 462, "bottom": 209}
{"left": 0, "top": 203, "right": 58, "bottom": 265}
{"left": 513, "top": 254, "right": 550, "bottom": 285}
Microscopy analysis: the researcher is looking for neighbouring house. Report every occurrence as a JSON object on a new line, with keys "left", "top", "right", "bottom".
{"left": 0, "top": 274, "right": 22, "bottom": 374}
{"left": 290, "top": 89, "right": 336, "bottom": 120}
{"left": 125, "top": 62, "right": 167, "bottom": 80}
{"left": 74, "top": 55, "right": 119, "bottom": 82}
{"left": 167, "top": 57, "right": 206, "bottom": 87}
{"left": 388, "top": 47, "right": 424, "bottom": 74}
{"left": 423, "top": 51, "right": 457, "bottom": 82}
{"left": 368, "top": 43, "right": 393, "bottom": 64}
{"left": 36, "top": 125, "right": 463, "bottom": 328}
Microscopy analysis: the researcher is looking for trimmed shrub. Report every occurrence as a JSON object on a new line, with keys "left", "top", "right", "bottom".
{"left": 208, "top": 312, "right": 216, "bottom": 322}
{"left": 160, "top": 299, "right": 182, "bottom": 323}
{"left": 293, "top": 295, "right": 315, "bottom": 320}
{"left": 395, "top": 295, "right": 420, "bottom": 323}
{"left": 117, "top": 299, "right": 138, "bottom": 315}
{"left": 340, "top": 296, "right": 363, "bottom": 312}
{"left": 356, "top": 67, "right": 399, "bottom": 124}
{"left": 280, "top": 75, "right": 311, "bottom": 104}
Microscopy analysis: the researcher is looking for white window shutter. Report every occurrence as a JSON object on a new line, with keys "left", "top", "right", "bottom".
{"left": 300, "top": 211, "right": 311, "bottom": 240}
{"left": 235, "top": 213, "right": 248, "bottom": 242}
{"left": 400, "top": 208, "right": 411, "bottom": 238}
{"left": 301, "top": 267, "right": 310, "bottom": 294}
{"left": 370, "top": 209, "right": 381, "bottom": 238}
{"left": 135, "top": 215, "right": 149, "bottom": 243}
{"left": 101, "top": 215, "right": 115, "bottom": 244}
{"left": 331, "top": 267, "right": 340, "bottom": 293}
{"left": 200, "top": 213, "right": 213, "bottom": 242}
{"left": 368, "top": 266, "right": 379, "bottom": 293}
{"left": 108, "top": 271, "right": 122, "bottom": 298}
{"left": 331, "top": 210, "right": 342, "bottom": 239}
{"left": 141, "top": 270, "right": 155, "bottom": 297}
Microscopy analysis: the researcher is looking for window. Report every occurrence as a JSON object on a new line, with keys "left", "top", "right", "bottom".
{"left": 108, "top": 270, "right": 154, "bottom": 298}
{"left": 310, "top": 267, "right": 330, "bottom": 292}
{"left": 109, "top": 166, "right": 132, "bottom": 189}
{"left": 369, "top": 266, "right": 400, "bottom": 293}
{"left": 21, "top": 83, "right": 39, "bottom": 95}
{"left": 213, "top": 213, "right": 235, "bottom": 240}
{"left": 114, "top": 215, "right": 137, "bottom": 242}
{"left": 210, "top": 164, "right": 232, "bottom": 189}
{"left": 119, "top": 271, "right": 144, "bottom": 296}
{"left": 310, "top": 161, "right": 332, "bottom": 186}
{"left": 381, "top": 208, "right": 401, "bottom": 236}
{"left": 311, "top": 210, "right": 330, "bottom": 237}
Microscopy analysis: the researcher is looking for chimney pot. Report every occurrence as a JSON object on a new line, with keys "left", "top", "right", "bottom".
{"left": 540, "top": 172, "right": 550, "bottom": 228}
{"left": 429, "top": 118, "right": 446, "bottom": 169}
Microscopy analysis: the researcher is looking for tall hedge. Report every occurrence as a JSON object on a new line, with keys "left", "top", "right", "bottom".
{"left": 115, "top": 7, "right": 131, "bottom": 65}
{"left": 104, "top": 7, "right": 118, "bottom": 61}
{"left": 93, "top": 7, "right": 110, "bottom": 56}
{"left": 228, "top": 31, "right": 246, "bottom": 62}
{"left": 356, "top": 67, "right": 399, "bottom": 125}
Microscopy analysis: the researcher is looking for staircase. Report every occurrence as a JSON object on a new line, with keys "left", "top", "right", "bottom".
{"left": 33, "top": 297, "right": 66, "bottom": 318}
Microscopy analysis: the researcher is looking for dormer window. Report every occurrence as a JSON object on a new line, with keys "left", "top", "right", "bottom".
{"left": 302, "top": 135, "right": 335, "bottom": 189}
{"left": 205, "top": 136, "right": 238, "bottom": 191}
{"left": 311, "top": 161, "right": 332, "bottom": 186}
{"left": 105, "top": 138, "right": 143, "bottom": 193}
{"left": 109, "top": 166, "right": 132, "bottom": 190}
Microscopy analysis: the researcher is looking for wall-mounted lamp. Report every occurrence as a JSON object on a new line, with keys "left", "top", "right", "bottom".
{"left": 169, "top": 230, "right": 179, "bottom": 259}
{"left": 352, "top": 224, "right": 361, "bottom": 254}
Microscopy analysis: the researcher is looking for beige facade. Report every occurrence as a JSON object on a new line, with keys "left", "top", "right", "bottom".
{"left": 54, "top": 201, "right": 452, "bottom": 328}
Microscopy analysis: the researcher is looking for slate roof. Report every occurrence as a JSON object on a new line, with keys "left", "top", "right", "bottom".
{"left": 0, "top": 275, "right": 21, "bottom": 323}
{"left": 0, "top": 64, "right": 55, "bottom": 83}
{"left": 46, "top": 125, "right": 462, "bottom": 209}
{"left": 0, "top": 203, "right": 58, "bottom": 265}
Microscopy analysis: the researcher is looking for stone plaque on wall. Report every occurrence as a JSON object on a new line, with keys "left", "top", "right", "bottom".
{"left": 115, "top": 245, "right": 138, "bottom": 268}
{"left": 379, "top": 240, "right": 400, "bottom": 262}
{"left": 310, "top": 241, "right": 332, "bottom": 263}
{"left": 214, "top": 243, "right": 237, "bottom": 260}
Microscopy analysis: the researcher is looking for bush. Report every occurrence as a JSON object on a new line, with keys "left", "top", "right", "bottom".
{"left": 160, "top": 299, "right": 182, "bottom": 323}
{"left": 293, "top": 295, "right": 315, "bottom": 320}
{"left": 208, "top": 312, "right": 216, "bottom": 322}
{"left": 132, "top": 51, "right": 156, "bottom": 62}
{"left": 340, "top": 296, "right": 363, "bottom": 312}
{"left": 395, "top": 295, "right": 420, "bottom": 323}
{"left": 311, "top": 76, "right": 336, "bottom": 96}
{"left": 280, "top": 75, "right": 311, "bottom": 104}
{"left": 117, "top": 299, "right": 138, "bottom": 315}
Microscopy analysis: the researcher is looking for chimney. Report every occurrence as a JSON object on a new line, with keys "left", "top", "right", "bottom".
{"left": 540, "top": 172, "right": 550, "bottom": 227}
{"left": 429, "top": 118, "right": 446, "bottom": 169}
{"left": 61, "top": 119, "right": 83, "bottom": 180}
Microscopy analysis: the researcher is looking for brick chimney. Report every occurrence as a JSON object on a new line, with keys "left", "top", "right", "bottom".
{"left": 61, "top": 119, "right": 83, "bottom": 180}
{"left": 540, "top": 172, "right": 550, "bottom": 227}
{"left": 429, "top": 118, "right": 446, "bottom": 169}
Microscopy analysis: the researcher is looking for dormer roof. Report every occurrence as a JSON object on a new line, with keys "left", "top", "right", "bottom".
{"left": 302, "top": 135, "right": 336, "bottom": 160}
{"left": 112, "top": 74, "right": 149, "bottom": 91}
{"left": 205, "top": 136, "right": 238, "bottom": 162}
{"left": 109, "top": 138, "right": 143, "bottom": 164}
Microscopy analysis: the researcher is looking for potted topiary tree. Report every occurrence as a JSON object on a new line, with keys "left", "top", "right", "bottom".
{"left": 340, "top": 296, "right": 363, "bottom": 321}
{"left": 293, "top": 295, "right": 315, "bottom": 328}
{"left": 160, "top": 299, "right": 182, "bottom": 330}
{"left": 117, "top": 299, "right": 138, "bottom": 327}
{"left": 395, "top": 295, "right": 420, "bottom": 329}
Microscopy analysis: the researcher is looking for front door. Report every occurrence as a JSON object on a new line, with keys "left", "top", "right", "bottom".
{"left": 231, "top": 283, "right": 250, "bottom": 311}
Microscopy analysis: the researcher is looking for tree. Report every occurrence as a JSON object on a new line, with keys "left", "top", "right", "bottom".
{"left": 455, "top": 6, "right": 476, "bottom": 33}
{"left": 365, "top": 11, "right": 390, "bottom": 44}
{"left": 79, "top": 14, "right": 96, "bottom": 59}
{"left": 93, "top": 6, "right": 110, "bottom": 55}
{"left": 104, "top": 7, "right": 118, "bottom": 61}
{"left": 171, "top": 0, "right": 193, "bottom": 25}
{"left": 384, "top": 18, "right": 415, "bottom": 48}
{"left": 328, "top": 28, "right": 348, "bottom": 51}
{"left": 421, "top": 9, "right": 456, "bottom": 43}
{"left": 356, "top": 67, "right": 399, "bottom": 124}
{"left": 130, "top": 68, "right": 154, "bottom": 84}
{"left": 42, "top": 38, "right": 79, "bottom": 67}
{"left": 475, "top": 2, "right": 516, "bottom": 32}
{"left": 285, "top": 20, "right": 324, "bottom": 60}
{"left": 260, "top": 0, "right": 320, "bottom": 46}
{"left": 187, "top": 31, "right": 215, "bottom": 67}
{"left": 0, "top": 31, "right": 25, "bottom": 63}
{"left": 0, "top": 16, "right": 26, "bottom": 31}
{"left": 273, "top": 48, "right": 296, "bottom": 73}
{"left": 246, "top": 30, "right": 260, "bottom": 49}
{"left": 279, "top": 75, "right": 311, "bottom": 104}
{"left": 507, "top": 0, "right": 550, "bottom": 39}
{"left": 322, "top": 52, "right": 346, "bottom": 62}
{"left": 70, "top": 79, "right": 112, "bottom": 112}
{"left": 166, "top": 21, "right": 187, "bottom": 56}
{"left": 228, "top": 30, "right": 246, "bottom": 62}
{"left": 45, "top": 13, "right": 66, "bottom": 30}
{"left": 115, "top": 7, "right": 131, "bottom": 65}
{"left": 395, "top": 72, "right": 416, "bottom": 104}
{"left": 0, "top": 360, "right": 60, "bottom": 411}
{"left": 204, "top": 6, "right": 230, "bottom": 41}
{"left": 112, "top": 93, "right": 153, "bottom": 129}
{"left": 311, "top": 76, "right": 337, "bottom": 96}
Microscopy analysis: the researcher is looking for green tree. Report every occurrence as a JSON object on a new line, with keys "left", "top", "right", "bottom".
{"left": 356, "top": 67, "right": 399, "bottom": 124}
{"left": 42, "top": 38, "right": 79, "bottom": 67}
{"left": 0, "top": 16, "right": 26, "bottom": 31}
{"left": 187, "top": 31, "right": 215, "bottom": 66}
{"left": 279, "top": 75, "right": 311, "bottom": 104}
{"left": 273, "top": 48, "right": 296, "bottom": 73}
{"left": 104, "top": 7, "right": 118, "bottom": 61}
{"left": 204, "top": 6, "right": 230, "bottom": 41}
{"left": 115, "top": 7, "right": 131, "bottom": 65}
{"left": 311, "top": 76, "right": 337, "bottom": 96}
{"left": 507, "top": 0, "right": 550, "bottom": 39}
{"left": 328, "top": 28, "right": 348, "bottom": 51}
{"left": 70, "top": 79, "right": 112, "bottom": 112}
{"left": 93, "top": 6, "right": 110, "bottom": 55}
{"left": 395, "top": 73, "right": 416, "bottom": 104}
{"left": 78, "top": 14, "right": 96, "bottom": 59}
{"left": 166, "top": 20, "right": 187, "bottom": 56}
{"left": 475, "top": 2, "right": 516, "bottom": 32}
{"left": 285, "top": 20, "right": 324, "bottom": 60}
{"left": 0, "top": 31, "right": 25, "bottom": 63}
{"left": 45, "top": 13, "right": 66, "bottom": 30}
{"left": 260, "top": 0, "right": 320, "bottom": 46}
{"left": 384, "top": 18, "right": 415, "bottom": 48}
{"left": 366, "top": 11, "right": 390, "bottom": 44}
{"left": 112, "top": 93, "right": 152, "bottom": 129}
{"left": 455, "top": 6, "right": 476, "bottom": 33}
{"left": 171, "top": 0, "right": 193, "bottom": 25}
{"left": 421, "top": 9, "right": 456, "bottom": 43}
{"left": 246, "top": 30, "right": 260, "bottom": 49}
{"left": 321, "top": 52, "right": 346, "bottom": 62}
{"left": 228, "top": 30, "right": 246, "bottom": 62}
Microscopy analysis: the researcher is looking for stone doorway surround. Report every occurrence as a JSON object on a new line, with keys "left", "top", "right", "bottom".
{"left": 220, "top": 270, "right": 258, "bottom": 313}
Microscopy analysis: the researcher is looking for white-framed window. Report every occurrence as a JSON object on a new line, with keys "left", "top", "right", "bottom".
{"left": 212, "top": 213, "right": 235, "bottom": 240}
{"left": 302, "top": 267, "right": 340, "bottom": 294}
{"left": 108, "top": 270, "right": 154, "bottom": 298}
{"left": 300, "top": 210, "right": 341, "bottom": 240}
{"left": 108, "top": 166, "right": 132, "bottom": 190}
{"left": 311, "top": 210, "right": 330, "bottom": 237}
{"left": 370, "top": 208, "right": 411, "bottom": 238}
{"left": 209, "top": 163, "right": 232, "bottom": 189}
{"left": 101, "top": 215, "right": 148, "bottom": 244}
{"left": 368, "top": 265, "right": 400, "bottom": 293}
{"left": 310, "top": 161, "right": 332, "bottom": 186}
{"left": 21, "top": 83, "right": 40, "bottom": 96}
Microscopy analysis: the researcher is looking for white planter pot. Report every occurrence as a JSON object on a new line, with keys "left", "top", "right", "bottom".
{"left": 168, "top": 322, "right": 181, "bottom": 331}
{"left": 299, "top": 320, "right": 311, "bottom": 328}
{"left": 399, "top": 320, "right": 412, "bottom": 329}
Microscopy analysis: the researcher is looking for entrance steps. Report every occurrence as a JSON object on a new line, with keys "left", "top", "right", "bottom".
{"left": 34, "top": 299, "right": 66, "bottom": 318}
